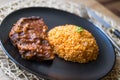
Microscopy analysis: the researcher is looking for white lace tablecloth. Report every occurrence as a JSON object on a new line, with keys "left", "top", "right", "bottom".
{"left": 0, "top": 0, "right": 120, "bottom": 80}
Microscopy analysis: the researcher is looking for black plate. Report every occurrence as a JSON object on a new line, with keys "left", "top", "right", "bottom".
{"left": 0, "top": 7, "right": 115, "bottom": 80}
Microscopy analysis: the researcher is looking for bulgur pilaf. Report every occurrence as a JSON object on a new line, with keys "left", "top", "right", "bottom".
{"left": 48, "top": 24, "right": 99, "bottom": 63}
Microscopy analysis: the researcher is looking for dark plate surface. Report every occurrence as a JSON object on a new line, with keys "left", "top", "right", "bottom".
{"left": 0, "top": 7, "right": 115, "bottom": 80}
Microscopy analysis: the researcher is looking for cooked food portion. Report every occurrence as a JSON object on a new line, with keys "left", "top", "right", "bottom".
{"left": 48, "top": 24, "right": 99, "bottom": 63}
{"left": 9, "top": 17, "right": 54, "bottom": 61}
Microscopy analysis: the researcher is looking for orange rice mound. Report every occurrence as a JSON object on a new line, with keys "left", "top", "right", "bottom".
{"left": 48, "top": 24, "right": 99, "bottom": 63}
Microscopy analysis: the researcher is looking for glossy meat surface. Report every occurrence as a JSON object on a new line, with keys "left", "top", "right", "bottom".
{"left": 9, "top": 17, "right": 54, "bottom": 61}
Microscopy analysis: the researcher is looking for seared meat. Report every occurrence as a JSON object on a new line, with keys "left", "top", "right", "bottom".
{"left": 9, "top": 17, "right": 54, "bottom": 61}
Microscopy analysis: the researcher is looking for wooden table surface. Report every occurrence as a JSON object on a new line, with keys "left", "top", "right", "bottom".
{"left": 0, "top": 0, "right": 120, "bottom": 80}
{"left": 97, "top": 0, "right": 120, "bottom": 17}
{"left": 70, "top": 0, "right": 120, "bottom": 26}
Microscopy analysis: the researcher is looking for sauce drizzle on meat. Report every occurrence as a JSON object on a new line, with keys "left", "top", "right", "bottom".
{"left": 9, "top": 17, "right": 54, "bottom": 61}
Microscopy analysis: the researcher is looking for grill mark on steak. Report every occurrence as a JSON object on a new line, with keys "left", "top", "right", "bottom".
{"left": 9, "top": 17, "right": 54, "bottom": 61}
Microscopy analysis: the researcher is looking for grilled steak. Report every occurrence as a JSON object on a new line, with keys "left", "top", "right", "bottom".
{"left": 9, "top": 17, "right": 54, "bottom": 61}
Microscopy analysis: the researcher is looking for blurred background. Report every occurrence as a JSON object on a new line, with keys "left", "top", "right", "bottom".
{"left": 97, "top": 0, "right": 120, "bottom": 17}
{"left": 0, "top": 0, "right": 120, "bottom": 80}
{"left": 0, "top": 0, "right": 120, "bottom": 17}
